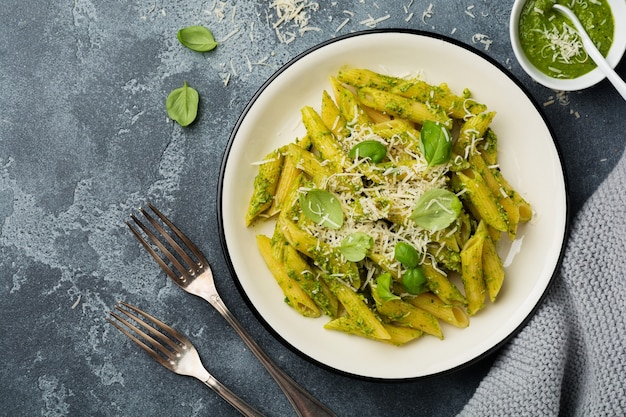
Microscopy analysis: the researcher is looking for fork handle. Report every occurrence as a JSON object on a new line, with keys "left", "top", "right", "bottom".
{"left": 203, "top": 375, "right": 267, "bottom": 417}
{"left": 208, "top": 295, "right": 338, "bottom": 417}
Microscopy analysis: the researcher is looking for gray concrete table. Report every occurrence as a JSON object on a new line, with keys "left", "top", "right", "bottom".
{"left": 1, "top": 1, "right": 624, "bottom": 416}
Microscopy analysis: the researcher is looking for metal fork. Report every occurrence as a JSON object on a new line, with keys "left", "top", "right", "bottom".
{"left": 107, "top": 301, "right": 266, "bottom": 417}
{"left": 127, "top": 203, "right": 338, "bottom": 417}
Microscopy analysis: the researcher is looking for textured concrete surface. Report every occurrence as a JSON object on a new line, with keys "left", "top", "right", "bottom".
{"left": 1, "top": 1, "right": 624, "bottom": 416}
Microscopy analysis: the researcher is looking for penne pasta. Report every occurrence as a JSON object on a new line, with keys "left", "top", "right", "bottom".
{"left": 408, "top": 293, "right": 469, "bottom": 328}
{"left": 337, "top": 66, "right": 487, "bottom": 118}
{"left": 356, "top": 87, "right": 453, "bottom": 129}
{"left": 282, "top": 244, "right": 340, "bottom": 318}
{"left": 460, "top": 221, "right": 488, "bottom": 316}
{"left": 256, "top": 235, "right": 321, "bottom": 318}
{"left": 324, "top": 316, "right": 422, "bottom": 346}
{"left": 245, "top": 148, "right": 284, "bottom": 226}
{"left": 373, "top": 291, "right": 444, "bottom": 339}
{"left": 246, "top": 67, "right": 532, "bottom": 346}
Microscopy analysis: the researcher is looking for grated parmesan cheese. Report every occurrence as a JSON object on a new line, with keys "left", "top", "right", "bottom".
{"left": 422, "top": 3, "right": 434, "bottom": 24}
{"left": 301, "top": 122, "right": 452, "bottom": 281}
{"left": 359, "top": 13, "right": 391, "bottom": 28}
{"left": 268, "top": 0, "right": 321, "bottom": 44}
{"left": 471, "top": 33, "right": 493, "bottom": 51}
{"left": 537, "top": 22, "right": 587, "bottom": 66}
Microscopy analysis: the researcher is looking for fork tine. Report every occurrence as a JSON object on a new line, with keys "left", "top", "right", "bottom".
{"left": 146, "top": 203, "right": 207, "bottom": 265}
{"left": 138, "top": 207, "right": 198, "bottom": 270}
{"left": 127, "top": 213, "right": 187, "bottom": 283}
{"left": 107, "top": 302, "right": 183, "bottom": 367}
{"left": 107, "top": 313, "right": 172, "bottom": 368}
{"left": 117, "top": 301, "right": 184, "bottom": 348}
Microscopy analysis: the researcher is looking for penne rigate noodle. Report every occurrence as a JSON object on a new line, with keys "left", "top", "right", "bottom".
{"left": 422, "top": 261, "right": 467, "bottom": 306}
{"left": 268, "top": 153, "right": 301, "bottom": 217}
{"left": 460, "top": 221, "right": 488, "bottom": 316}
{"left": 453, "top": 170, "right": 509, "bottom": 232}
{"left": 480, "top": 226, "right": 505, "bottom": 303}
{"left": 356, "top": 87, "right": 453, "bottom": 129}
{"left": 408, "top": 293, "right": 469, "bottom": 328}
{"left": 330, "top": 77, "right": 372, "bottom": 126}
{"left": 301, "top": 106, "right": 347, "bottom": 171}
{"left": 324, "top": 316, "right": 422, "bottom": 346}
{"left": 332, "top": 281, "right": 391, "bottom": 340}
{"left": 337, "top": 66, "right": 487, "bottom": 118}
{"left": 256, "top": 235, "right": 321, "bottom": 318}
{"left": 245, "top": 149, "right": 284, "bottom": 226}
{"left": 454, "top": 111, "right": 496, "bottom": 158}
{"left": 469, "top": 153, "right": 520, "bottom": 239}
{"left": 278, "top": 216, "right": 361, "bottom": 288}
{"left": 282, "top": 244, "right": 340, "bottom": 318}
{"left": 373, "top": 294, "right": 444, "bottom": 339}
{"left": 321, "top": 89, "right": 350, "bottom": 140}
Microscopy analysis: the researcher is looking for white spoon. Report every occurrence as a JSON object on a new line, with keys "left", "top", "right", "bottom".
{"left": 552, "top": 4, "right": 626, "bottom": 101}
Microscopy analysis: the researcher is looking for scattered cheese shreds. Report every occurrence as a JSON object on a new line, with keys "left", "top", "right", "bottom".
{"left": 359, "top": 13, "right": 391, "bottom": 28}
{"left": 472, "top": 33, "right": 493, "bottom": 51}
{"left": 268, "top": 0, "right": 320, "bottom": 44}
{"left": 422, "top": 3, "right": 434, "bottom": 24}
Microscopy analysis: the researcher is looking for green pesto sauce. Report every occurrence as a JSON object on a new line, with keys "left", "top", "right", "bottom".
{"left": 519, "top": 0, "right": 614, "bottom": 79}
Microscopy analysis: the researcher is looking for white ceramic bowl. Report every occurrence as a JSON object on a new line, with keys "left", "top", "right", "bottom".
{"left": 219, "top": 30, "right": 568, "bottom": 380}
{"left": 510, "top": 0, "right": 626, "bottom": 91}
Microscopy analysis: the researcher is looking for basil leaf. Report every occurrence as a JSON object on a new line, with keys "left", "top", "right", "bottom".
{"left": 394, "top": 242, "right": 419, "bottom": 268}
{"left": 376, "top": 272, "right": 400, "bottom": 302}
{"left": 348, "top": 140, "right": 387, "bottom": 163}
{"left": 420, "top": 120, "right": 452, "bottom": 166}
{"left": 402, "top": 267, "right": 427, "bottom": 295}
{"left": 409, "top": 188, "right": 462, "bottom": 231}
{"left": 299, "top": 189, "right": 344, "bottom": 229}
{"left": 340, "top": 232, "right": 373, "bottom": 262}
{"left": 177, "top": 26, "right": 218, "bottom": 52}
{"left": 166, "top": 81, "right": 199, "bottom": 127}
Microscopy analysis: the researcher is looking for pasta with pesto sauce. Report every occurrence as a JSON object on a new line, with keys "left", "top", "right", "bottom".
{"left": 245, "top": 67, "right": 532, "bottom": 346}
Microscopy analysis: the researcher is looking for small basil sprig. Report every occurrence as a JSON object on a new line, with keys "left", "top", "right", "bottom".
{"left": 376, "top": 272, "right": 400, "bottom": 302}
{"left": 166, "top": 81, "right": 199, "bottom": 127}
{"left": 348, "top": 140, "right": 387, "bottom": 163}
{"left": 420, "top": 120, "right": 452, "bottom": 166}
{"left": 394, "top": 242, "right": 419, "bottom": 268}
{"left": 394, "top": 242, "right": 427, "bottom": 294}
{"left": 340, "top": 232, "right": 373, "bottom": 262}
{"left": 177, "top": 26, "right": 218, "bottom": 52}
{"left": 402, "top": 267, "right": 427, "bottom": 294}
{"left": 409, "top": 188, "right": 462, "bottom": 231}
{"left": 299, "top": 189, "right": 344, "bottom": 229}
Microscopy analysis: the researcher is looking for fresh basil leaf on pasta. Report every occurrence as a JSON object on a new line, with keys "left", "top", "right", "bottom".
{"left": 420, "top": 120, "right": 452, "bottom": 166}
{"left": 394, "top": 242, "right": 420, "bottom": 268}
{"left": 376, "top": 272, "right": 400, "bottom": 302}
{"left": 348, "top": 140, "right": 387, "bottom": 163}
{"left": 299, "top": 189, "right": 344, "bottom": 229}
{"left": 409, "top": 188, "right": 461, "bottom": 231}
{"left": 340, "top": 232, "right": 373, "bottom": 262}
{"left": 402, "top": 267, "right": 427, "bottom": 294}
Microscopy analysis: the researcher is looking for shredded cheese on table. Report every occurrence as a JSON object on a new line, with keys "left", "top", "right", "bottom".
{"left": 268, "top": 0, "right": 321, "bottom": 44}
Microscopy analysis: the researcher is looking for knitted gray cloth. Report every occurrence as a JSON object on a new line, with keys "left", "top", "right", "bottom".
{"left": 457, "top": 148, "right": 626, "bottom": 417}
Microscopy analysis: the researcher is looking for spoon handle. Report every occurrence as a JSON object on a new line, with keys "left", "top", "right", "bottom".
{"left": 553, "top": 4, "right": 626, "bottom": 102}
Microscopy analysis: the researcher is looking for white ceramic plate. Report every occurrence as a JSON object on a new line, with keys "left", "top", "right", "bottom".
{"left": 219, "top": 30, "right": 568, "bottom": 380}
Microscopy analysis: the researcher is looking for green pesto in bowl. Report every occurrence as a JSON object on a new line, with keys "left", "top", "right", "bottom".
{"left": 519, "top": 0, "right": 614, "bottom": 79}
